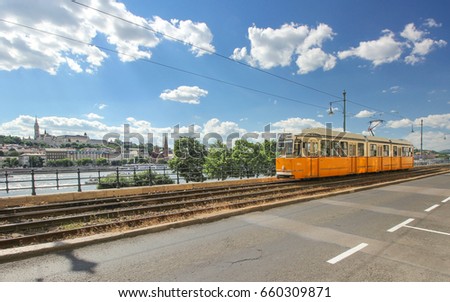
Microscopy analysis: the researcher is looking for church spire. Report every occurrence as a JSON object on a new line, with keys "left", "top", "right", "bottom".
{"left": 34, "top": 116, "right": 40, "bottom": 140}
{"left": 163, "top": 133, "right": 169, "bottom": 158}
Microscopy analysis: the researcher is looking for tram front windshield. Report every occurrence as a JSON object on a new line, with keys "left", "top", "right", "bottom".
{"left": 277, "top": 134, "right": 293, "bottom": 157}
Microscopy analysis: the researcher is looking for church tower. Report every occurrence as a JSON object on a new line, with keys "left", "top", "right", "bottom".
{"left": 163, "top": 133, "right": 169, "bottom": 158}
{"left": 34, "top": 116, "right": 40, "bottom": 140}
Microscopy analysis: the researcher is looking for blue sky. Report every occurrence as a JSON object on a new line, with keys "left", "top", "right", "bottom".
{"left": 1, "top": 0, "right": 450, "bottom": 150}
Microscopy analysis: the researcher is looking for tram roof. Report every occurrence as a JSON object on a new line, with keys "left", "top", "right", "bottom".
{"left": 298, "top": 128, "right": 412, "bottom": 146}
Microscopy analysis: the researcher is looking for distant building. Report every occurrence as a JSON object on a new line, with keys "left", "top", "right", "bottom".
{"left": 33, "top": 117, "right": 96, "bottom": 147}
{"left": 45, "top": 148, "right": 73, "bottom": 161}
{"left": 67, "top": 149, "right": 111, "bottom": 161}
{"left": 19, "top": 153, "right": 45, "bottom": 167}
{"left": 56, "top": 134, "right": 90, "bottom": 144}
{"left": 45, "top": 148, "right": 112, "bottom": 162}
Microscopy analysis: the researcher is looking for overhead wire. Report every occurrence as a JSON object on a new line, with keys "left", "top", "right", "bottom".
{"left": 0, "top": 18, "right": 328, "bottom": 111}
{"left": 71, "top": 0, "right": 342, "bottom": 100}
{"left": 70, "top": 0, "right": 411, "bottom": 121}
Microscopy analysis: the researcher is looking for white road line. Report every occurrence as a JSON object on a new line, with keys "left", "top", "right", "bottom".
{"left": 424, "top": 204, "right": 440, "bottom": 212}
{"left": 387, "top": 218, "right": 414, "bottom": 233}
{"left": 327, "top": 243, "right": 368, "bottom": 264}
{"left": 404, "top": 225, "right": 450, "bottom": 236}
{"left": 441, "top": 196, "right": 450, "bottom": 203}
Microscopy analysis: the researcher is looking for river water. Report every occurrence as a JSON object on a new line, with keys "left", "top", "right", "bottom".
{"left": 0, "top": 171, "right": 111, "bottom": 197}
{"left": 0, "top": 166, "right": 178, "bottom": 197}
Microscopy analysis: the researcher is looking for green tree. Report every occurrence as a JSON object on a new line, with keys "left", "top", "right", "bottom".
{"left": 0, "top": 135, "right": 22, "bottom": 145}
{"left": 76, "top": 158, "right": 94, "bottom": 166}
{"left": 231, "top": 139, "right": 258, "bottom": 178}
{"left": 3, "top": 157, "right": 19, "bottom": 168}
{"left": 168, "top": 137, "right": 206, "bottom": 183}
{"left": 46, "top": 158, "right": 74, "bottom": 167}
{"left": 6, "top": 148, "right": 20, "bottom": 157}
{"left": 29, "top": 155, "right": 44, "bottom": 168}
{"left": 204, "top": 141, "right": 233, "bottom": 180}
{"left": 97, "top": 169, "right": 173, "bottom": 189}
{"left": 95, "top": 158, "right": 109, "bottom": 166}
{"left": 260, "top": 140, "right": 277, "bottom": 176}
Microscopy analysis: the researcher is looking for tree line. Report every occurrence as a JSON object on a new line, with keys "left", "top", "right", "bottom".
{"left": 168, "top": 137, "right": 276, "bottom": 183}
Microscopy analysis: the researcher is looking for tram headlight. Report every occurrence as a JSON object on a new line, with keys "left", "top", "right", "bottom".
{"left": 281, "top": 165, "right": 285, "bottom": 171}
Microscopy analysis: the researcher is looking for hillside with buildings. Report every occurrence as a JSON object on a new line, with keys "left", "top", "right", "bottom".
{"left": 0, "top": 118, "right": 171, "bottom": 168}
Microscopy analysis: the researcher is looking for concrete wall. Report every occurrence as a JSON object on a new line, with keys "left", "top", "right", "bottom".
{"left": 0, "top": 177, "right": 276, "bottom": 208}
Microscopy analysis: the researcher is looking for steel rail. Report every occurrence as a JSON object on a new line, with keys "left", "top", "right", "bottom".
{"left": 0, "top": 165, "right": 448, "bottom": 249}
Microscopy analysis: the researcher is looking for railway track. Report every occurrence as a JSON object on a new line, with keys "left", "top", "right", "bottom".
{"left": 0, "top": 165, "right": 449, "bottom": 249}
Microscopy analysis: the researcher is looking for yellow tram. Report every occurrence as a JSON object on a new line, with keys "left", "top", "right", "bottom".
{"left": 276, "top": 128, "right": 414, "bottom": 179}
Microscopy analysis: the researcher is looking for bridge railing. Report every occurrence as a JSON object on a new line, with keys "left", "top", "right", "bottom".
{"left": 0, "top": 166, "right": 173, "bottom": 196}
{"left": 0, "top": 165, "right": 275, "bottom": 197}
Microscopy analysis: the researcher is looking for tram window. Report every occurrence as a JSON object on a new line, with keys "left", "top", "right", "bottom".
{"left": 340, "top": 142, "right": 348, "bottom": 157}
{"left": 304, "top": 141, "right": 318, "bottom": 157}
{"left": 294, "top": 140, "right": 302, "bottom": 157}
{"left": 320, "top": 140, "right": 331, "bottom": 157}
{"left": 402, "top": 147, "right": 412, "bottom": 157}
{"left": 278, "top": 138, "right": 293, "bottom": 157}
{"left": 383, "top": 145, "right": 390, "bottom": 156}
{"left": 330, "top": 141, "right": 347, "bottom": 157}
{"left": 357, "top": 143, "right": 365, "bottom": 156}
{"left": 370, "top": 144, "right": 377, "bottom": 157}
{"left": 349, "top": 144, "right": 356, "bottom": 157}
{"left": 331, "top": 141, "right": 340, "bottom": 156}
{"left": 393, "top": 146, "right": 398, "bottom": 157}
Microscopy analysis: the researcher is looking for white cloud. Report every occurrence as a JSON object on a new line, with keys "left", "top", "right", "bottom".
{"left": 338, "top": 30, "right": 403, "bottom": 66}
{"left": 150, "top": 17, "right": 215, "bottom": 57}
{"left": 66, "top": 58, "right": 83, "bottom": 73}
{"left": 386, "top": 114, "right": 450, "bottom": 130}
{"left": 339, "top": 21, "right": 446, "bottom": 67}
{"left": 417, "top": 113, "right": 450, "bottom": 130}
{"left": 386, "top": 118, "right": 413, "bottom": 129}
{"left": 400, "top": 23, "right": 424, "bottom": 42}
{"left": 424, "top": 18, "right": 442, "bottom": 28}
{"left": 160, "top": 86, "right": 208, "bottom": 104}
{"left": 355, "top": 110, "right": 376, "bottom": 118}
{"left": 382, "top": 86, "right": 401, "bottom": 94}
{"left": 405, "top": 131, "right": 450, "bottom": 151}
{"left": 85, "top": 113, "right": 104, "bottom": 120}
{"left": 0, "top": 115, "right": 118, "bottom": 139}
{"left": 0, "top": 114, "right": 171, "bottom": 146}
{"left": 400, "top": 22, "right": 447, "bottom": 65}
{"left": 296, "top": 48, "right": 336, "bottom": 74}
{"left": 271, "top": 117, "right": 325, "bottom": 133}
{"left": 97, "top": 103, "right": 108, "bottom": 110}
{"left": 0, "top": 0, "right": 214, "bottom": 74}
{"left": 202, "top": 118, "right": 245, "bottom": 137}
{"left": 231, "top": 22, "right": 336, "bottom": 74}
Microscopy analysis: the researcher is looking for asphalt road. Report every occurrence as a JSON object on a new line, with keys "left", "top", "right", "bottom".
{"left": 1, "top": 174, "right": 449, "bottom": 281}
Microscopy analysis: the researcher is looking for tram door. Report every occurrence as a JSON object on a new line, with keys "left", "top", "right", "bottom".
{"left": 349, "top": 143, "right": 357, "bottom": 174}
{"left": 305, "top": 139, "right": 319, "bottom": 177}
{"left": 378, "top": 145, "right": 383, "bottom": 171}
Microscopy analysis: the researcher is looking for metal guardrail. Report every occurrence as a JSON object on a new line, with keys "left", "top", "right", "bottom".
{"left": 0, "top": 166, "right": 176, "bottom": 196}
{"left": 0, "top": 165, "right": 275, "bottom": 196}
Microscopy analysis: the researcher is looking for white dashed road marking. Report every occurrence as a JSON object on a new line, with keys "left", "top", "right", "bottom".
{"left": 387, "top": 218, "right": 415, "bottom": 233}
{"left": 424, "top": 204, "right": 440, "bottom": 212}
{"left": 327, "top": 243, "right": 368, "bottom": 264}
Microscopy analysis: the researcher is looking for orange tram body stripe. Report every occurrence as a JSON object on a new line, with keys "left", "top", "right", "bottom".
{"left": 276, "top": 128, "right": 414, "bottom": 180}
